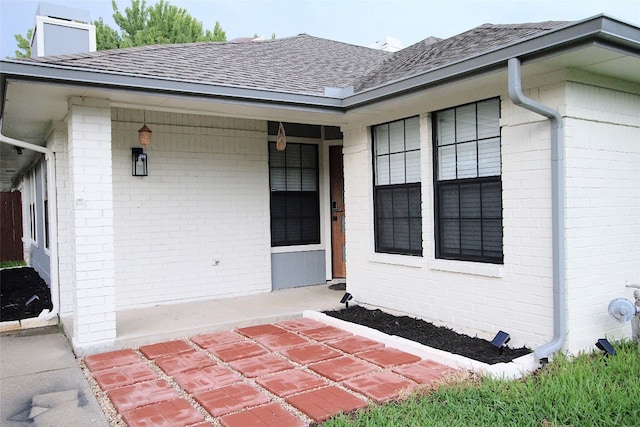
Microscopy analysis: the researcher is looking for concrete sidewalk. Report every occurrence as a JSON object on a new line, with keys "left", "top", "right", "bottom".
{"left": 0, "top": 327, "right": 109, "bottom": 427}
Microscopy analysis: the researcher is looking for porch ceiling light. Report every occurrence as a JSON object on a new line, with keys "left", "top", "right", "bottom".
{"left": 138, "top": 124, "right": 152, "bottom": 147}
{"left": 132, "top": 147, "right": 148, "bottom": 176}
{"left": 595, "top": 338, "right": 616, "bottom": 356}
{"left": 491, "top": 330, "right": 511, "bottom": 348}
{"left": 138, "top": 110, "right": 152, "bottom": 147}
{"left": 340, "top": 292, "right": 353, "bottom": 309}
{"left": 276, "top": 122, "right": 286, "bottom": 151}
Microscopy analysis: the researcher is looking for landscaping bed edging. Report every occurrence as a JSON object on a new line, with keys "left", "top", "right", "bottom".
{"left": 304, "top": 309, "right": 539, "bottom": 380}
{"left": 0, "top": 311, "right": 58, "bottom": 332}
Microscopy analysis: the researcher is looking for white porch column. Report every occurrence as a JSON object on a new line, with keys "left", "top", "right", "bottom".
{"left": 66, "top": 97, "right": 116, "bottom": 353}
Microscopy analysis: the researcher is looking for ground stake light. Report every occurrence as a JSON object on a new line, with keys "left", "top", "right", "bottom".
{"left": 595, "top": 338, "right": 616, "bottom": 356}
{"left": 491, "top": 330, "right": 511, "bottom": 348}
{"left": 340, "top": 292, "right": 353, "bottom": 309}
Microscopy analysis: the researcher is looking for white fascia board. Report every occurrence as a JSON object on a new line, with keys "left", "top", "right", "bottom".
{"left": 0, "top": 60, "right": 344, "bottom": 112}
{"left": 343, "top": 15, "right": 640, "bottom": 109}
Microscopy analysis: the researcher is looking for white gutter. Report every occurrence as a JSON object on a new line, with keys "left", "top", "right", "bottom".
{"left": 0, "top": 123, "right": 59, "bottom": 321}
{"left": 507, "top": 57, "right": 566, "bottom": 362}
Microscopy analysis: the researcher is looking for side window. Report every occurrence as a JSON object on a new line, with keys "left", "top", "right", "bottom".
{"left": 373, "top": 116, "right": 422, "bottom": 256}
{"left": 433, "top": 98, "right": 503, "bottom": 263}
{"left": 269, "top": 143, "right": 320, "bottom": 246}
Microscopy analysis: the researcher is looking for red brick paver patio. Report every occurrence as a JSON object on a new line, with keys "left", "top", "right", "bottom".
{"left": 84, "top": 317, "right": 455, "bottom": 426}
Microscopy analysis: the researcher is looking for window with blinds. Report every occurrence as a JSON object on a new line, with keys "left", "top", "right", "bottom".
{"left": 373, "top": 116, "right": 422, "bottom": 256}
{"left": 433, "top": 98, "right": 503, "bottom": 263}
{"left": 269, "top": 143, "right": 320, "bottom": 246}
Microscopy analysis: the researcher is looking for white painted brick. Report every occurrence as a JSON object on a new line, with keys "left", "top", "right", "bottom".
{"left": 111, "top": 108, "right": 271, "bottom": 309}
{"left": 562, "top": 82, "right": 640, "bottom": 353}
{"left": 66, "top": 101, "right": 116, "bottom": 347}
{"left": 344, "top": 84, "right": 567, "bottom": 351}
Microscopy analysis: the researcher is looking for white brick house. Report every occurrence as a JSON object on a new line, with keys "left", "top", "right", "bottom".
{"left": 1, "top": 14, "right": 638, "bottom": 357}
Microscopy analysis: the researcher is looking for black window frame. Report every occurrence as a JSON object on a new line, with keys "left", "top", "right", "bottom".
{"left": 433, "top": 98, "right": 503, "bottom": 264}
{"left": 372, "top": 116, "right": 423, "bottom": 256}
{"left": 269, "top": 142, "right": 320, "bottom": 247}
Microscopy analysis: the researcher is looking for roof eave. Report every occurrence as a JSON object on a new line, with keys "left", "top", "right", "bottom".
{"left": 343, "top": 15, "right": 640, "bottom": 109}
{"left": 1, "top": 15, "right": 638, "bottom": 117}
{"left": 0, "top": 60, "right": 345, "bottom": 113}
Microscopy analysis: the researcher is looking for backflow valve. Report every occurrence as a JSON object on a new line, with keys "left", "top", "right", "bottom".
{"left": 608, "top": 282, "right": 640, "bottom": 353}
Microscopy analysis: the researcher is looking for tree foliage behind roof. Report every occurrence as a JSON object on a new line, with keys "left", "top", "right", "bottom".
{"left": 13, "top": 28, "right": 33, "bottom": 58}
{"left": 103, "top": 0, "right": 227, "bottom": 49}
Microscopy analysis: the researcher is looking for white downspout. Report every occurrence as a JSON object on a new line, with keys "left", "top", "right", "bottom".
{"left": 507, "top": 57, "right": 566, "bottom": 362}
{"left": 0, "top": 123, "right": 59, "bottom": 321}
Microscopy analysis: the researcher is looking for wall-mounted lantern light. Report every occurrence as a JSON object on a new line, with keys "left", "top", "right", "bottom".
{"left": 132, "top": 147, "right": 148, "bottom": 176}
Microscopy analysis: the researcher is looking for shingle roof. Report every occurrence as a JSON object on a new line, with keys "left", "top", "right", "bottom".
{"left": 20, "top": 21, "right": 568, "bottom": 97}
{"left": 355, "top": 21, "right": 568, "bottom": 92}
{"left": 22, "top": 34, "right": 391, "bottom": 96}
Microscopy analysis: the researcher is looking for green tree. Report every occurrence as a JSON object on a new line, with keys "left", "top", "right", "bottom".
{"left": 110, "top": 0, "right": 226, "bottom": 48}
{"left": 94, "top": 17, "right": 122, "bottom": 50}
{"left": 14, "top": 28, "right": 33, "bottom": 58}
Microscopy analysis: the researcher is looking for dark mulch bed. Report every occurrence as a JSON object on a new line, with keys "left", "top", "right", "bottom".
{"left": 324, "top": 305, "right": 530, "bottom": 364}
{"left": 1, "top": 267, "right": 52, "bottom": 321}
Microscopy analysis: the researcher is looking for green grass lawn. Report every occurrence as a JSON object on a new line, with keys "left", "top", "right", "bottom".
{"left": 324, "top": 340, "right": 640, "bottom": 427}
{"left": 0, "top": 260, "right": 25, "bottom": 269}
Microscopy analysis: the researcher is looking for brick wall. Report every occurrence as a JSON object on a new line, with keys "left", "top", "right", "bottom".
{"left": 111, "top": 109, "right": 271, "bottom": 309}
{"left": 66, "top": 98, "right": 116, "bottom": 347}
{"left": 563, "top": 81, "right": 640, "bottom": 352}
{"left": 343, "top": 83, "right": 564, "bottom": 350}
{"left": 344, "top": 76, "right": 639, "bottom": 353}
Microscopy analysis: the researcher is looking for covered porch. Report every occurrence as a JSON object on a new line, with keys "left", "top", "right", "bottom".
{"left": 61, "top": 282, "right": 345, "bottom": 355}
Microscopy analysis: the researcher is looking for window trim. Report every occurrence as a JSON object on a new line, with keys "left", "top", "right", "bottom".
{"left": 432, "top": 98, "right": 503, "bottom": 264}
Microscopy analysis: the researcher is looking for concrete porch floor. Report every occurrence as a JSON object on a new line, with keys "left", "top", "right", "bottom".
{"left": 64, "top": 283, "right": 346, "bottom": 353}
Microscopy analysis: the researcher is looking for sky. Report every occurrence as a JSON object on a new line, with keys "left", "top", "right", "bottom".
{"left": 0, "top": 0, "right": 639, "bottom": 58}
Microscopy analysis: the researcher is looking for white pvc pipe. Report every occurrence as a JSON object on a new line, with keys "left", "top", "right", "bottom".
{"left": 0, "top": 125, "right": 59, "bottom": 321}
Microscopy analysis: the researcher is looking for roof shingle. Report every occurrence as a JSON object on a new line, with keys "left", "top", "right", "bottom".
{"left": 23, "top": 34, "right": 391, "bottom": 96}
{"left": 19, "top": 21, "right": 569, "bottom": 96}
{"left": 354, "top": 21, "right": 568, "bottom": 92}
